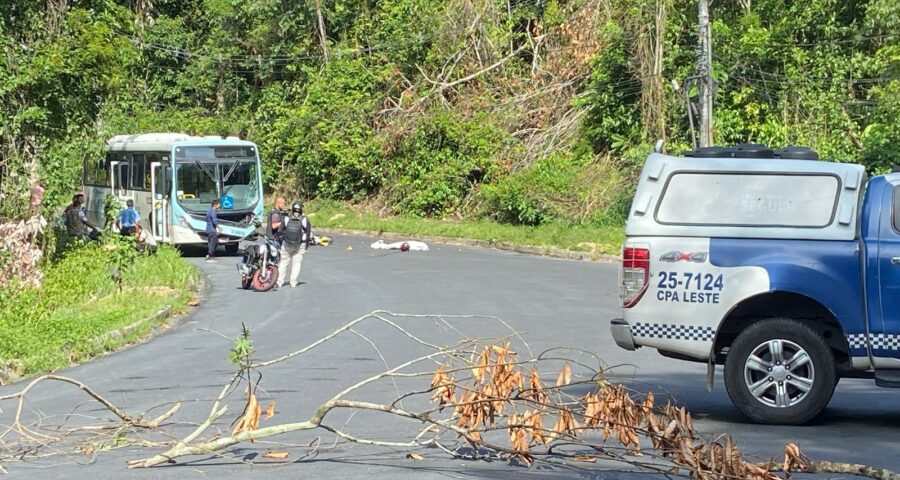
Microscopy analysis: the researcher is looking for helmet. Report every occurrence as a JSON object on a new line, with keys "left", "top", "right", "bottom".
{"left": 291, "top": 201, "right": 303, "bottom": 214}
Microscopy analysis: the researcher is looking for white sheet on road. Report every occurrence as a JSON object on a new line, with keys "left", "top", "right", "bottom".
{"left": 369, "top": 239, "right": 429, "bottom": 251}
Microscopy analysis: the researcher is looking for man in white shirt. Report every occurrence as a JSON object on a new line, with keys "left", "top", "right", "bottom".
{"left": 134, "top": 224, "right": 158, "bottom": 254}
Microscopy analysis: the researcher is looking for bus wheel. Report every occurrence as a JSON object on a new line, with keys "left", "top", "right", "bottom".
{"left": 225, "top": 243, "right": 239, "bottom": 255}
{"left": 724, "top": 318, "right": 836, "bottom": 425}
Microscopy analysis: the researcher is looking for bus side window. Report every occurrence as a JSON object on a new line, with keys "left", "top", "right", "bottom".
{"left": 98, "top": 155, "right": 110, "bottom": 186}
{"left": 131, "top": 153, "right": 146, "bottom": 189}
{"left": 120, "top": 164, "right": 129, "bottom": 190}
{"left": 83, "top": 156, "right": 96, "bottom": 185}
{"left": 146, "top": 152, "right": 159, "bottom": 190}
{"left": 84, "top": 155, "right": 106, "bottom": 186}
{"left": 117, "top": 153, "right": 130, "bottom": 190}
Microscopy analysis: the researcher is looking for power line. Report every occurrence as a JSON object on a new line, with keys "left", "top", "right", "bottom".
{"left": 729, "top": 70, "right": 900, "bottom": 88}
{"left": 115, "top": 28, "right": 436, "bottom": 65}
{"left": 676, "top": 32, "right": 899, "bottom": 50}
{"left": 751, "top": 33, "right": 899, "bottom": 48}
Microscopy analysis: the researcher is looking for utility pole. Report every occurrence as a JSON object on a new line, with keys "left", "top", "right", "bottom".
{"left": 697, "top": 0, "right": 714, "bottom": 147}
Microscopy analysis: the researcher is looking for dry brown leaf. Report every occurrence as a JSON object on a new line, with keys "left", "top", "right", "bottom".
{"left": 264, "top": 402, "right": 276, "bottom": 419}
{"left": 188, "top": 298, "right": 200, "bottom": 307}
{"left": 232, "top": 393, "right": 261, "bottom": 436}
{"left": 471, "top": 354, "right": 486, "bottom": 381}
{"left": 784, "top": 442, "right": 808, "bottom": 473}
{"left": 527, "top": 367, "right": 548, "bottom": 404}
{"left": 556, "top": 363, "right": 572, "bottom": 386}
{"left": 662, "top": 419, "right": 678, "bottom": 439}
{"left": 643, "top": 391, "right": 655, "bottom": 412}
{"left": 491, "top": 343, "right": 510, "bottom": 356}
{"left": 406, "top": 453, "right": 424, "bottom": 460}
{"left": 429, "top": 366, "right": 456, "bottom": 411}
{"left": 262, "top": 451, "right": 289, "bottom": 459}
{"left": 572, "top": 455, "right": 598, "bottom": 463}
{"left": 464, "top": 430, "right": 483, "bottom": 449}
{"left": 523, "top": 410, "right": 548, "bottom": 446}
{"left": 430, "top": 366, "right": 446, "bottom": 389}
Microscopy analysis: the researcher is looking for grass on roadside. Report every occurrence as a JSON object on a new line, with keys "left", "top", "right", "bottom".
{"left": 305, "top": 200, "right": 625, "bottom": 255}
{"left": 0, "top": 238, "right": 199, "bottom": 379}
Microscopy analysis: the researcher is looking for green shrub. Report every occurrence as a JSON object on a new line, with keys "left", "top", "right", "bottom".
{"left": 255, "top": 59, "right": 388, "bottom": 200}
{"left": 480, "top": 154, "right": 574, "bottom": 226}
{"left": 481, "top": 150, "right": 634, "bottom": 226}
{"left": 386, "top": 112, "right": 505, "bottom": 217}
{"left": 0, "top": 235, "right": 197, "bottom": 376}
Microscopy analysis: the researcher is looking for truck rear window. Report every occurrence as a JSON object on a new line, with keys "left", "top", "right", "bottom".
{"left": 656, "top": 172, "right": 839, "bottom": 228}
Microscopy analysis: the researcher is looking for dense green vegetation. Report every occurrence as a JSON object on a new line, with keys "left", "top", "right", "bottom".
{"left": 309, "top": 199, "right": 625, "bottom": 254}
{"left": 0, "top": 237, "right": 199, "bottom": 378}
{"left": 1, "top": 0, "right": 897, "bottom": 227}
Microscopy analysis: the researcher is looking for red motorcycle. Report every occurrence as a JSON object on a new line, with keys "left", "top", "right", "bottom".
{"left": 236, "top": 237, "right": 280, "bottom": 292}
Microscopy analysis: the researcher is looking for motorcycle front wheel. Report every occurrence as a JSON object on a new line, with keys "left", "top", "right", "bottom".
{"left": 252, "top": 265, "right": 278, "bottom": 292}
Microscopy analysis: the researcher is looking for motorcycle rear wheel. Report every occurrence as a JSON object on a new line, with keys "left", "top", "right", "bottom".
{"left": 241, "top": 274, "right": 253, "bottom": 290}
{"left": 252, "top": 265, "right": 278, "bottom": 292}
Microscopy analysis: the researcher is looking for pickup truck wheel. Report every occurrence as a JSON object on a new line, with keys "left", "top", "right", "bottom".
{"left": 724, "top": 318, "right": 836, "bottom": 425}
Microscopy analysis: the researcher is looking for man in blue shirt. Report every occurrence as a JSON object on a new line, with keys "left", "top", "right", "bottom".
{"left": 116, "top": 199, "right": 140, "bottom": 236}
{"left": 205, "top": 199, "right": 220, "bottom": 262}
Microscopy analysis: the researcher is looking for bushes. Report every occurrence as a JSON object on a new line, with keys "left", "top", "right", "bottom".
{"left": 384, "top": 112, "right": 505, "bottom": 217}
{"left": 0, "top": 236, "right": 198, "bottom": 378}
{"left": 255, "top": 59, "right": 388, "bottom": 200}
{"left": 481, "top": 154, "right": 575, "bottom": 226}
{"left": 4, "top": 0, "right": 900, "bottom": 232}
{"left": 481, "top": 151, "right": 633, "bottom": 226}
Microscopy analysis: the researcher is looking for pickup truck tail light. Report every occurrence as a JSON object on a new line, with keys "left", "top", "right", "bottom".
{"left": 622, "top": 246, "right": 650, "bottom": 308}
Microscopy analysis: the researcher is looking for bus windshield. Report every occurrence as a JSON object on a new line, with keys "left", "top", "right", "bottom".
{"left": 175, "top": 160, "right": 260, "bottom": 212}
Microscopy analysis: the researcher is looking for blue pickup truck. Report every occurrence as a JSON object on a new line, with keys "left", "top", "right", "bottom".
{"left": 610, "top": 145, "right": 900, "bottom": 424}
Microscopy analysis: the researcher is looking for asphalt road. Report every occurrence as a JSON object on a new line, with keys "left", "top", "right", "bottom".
{"left": 2, "top": 235, "right": 898, "bottom": 479}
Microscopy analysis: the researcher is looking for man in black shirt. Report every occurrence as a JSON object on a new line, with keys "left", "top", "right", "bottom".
{"left": 267, "top": 197, "right": 286, "bottom": 245}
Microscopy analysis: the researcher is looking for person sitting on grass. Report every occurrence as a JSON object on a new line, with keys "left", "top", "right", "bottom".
{"left": 134, "top": 224, "right": 157, "bottom": 254}
{"left": 64, "top": 193, "right": 100, "bottom": 242}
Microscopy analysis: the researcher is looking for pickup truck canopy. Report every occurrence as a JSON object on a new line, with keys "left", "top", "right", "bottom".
{"left": 625, "top": 153, "right": 867, "bottom": 241}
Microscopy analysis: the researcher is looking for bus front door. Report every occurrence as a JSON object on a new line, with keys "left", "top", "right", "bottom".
{"left": 150, "top": 162, "right": 170, "bottom": 242}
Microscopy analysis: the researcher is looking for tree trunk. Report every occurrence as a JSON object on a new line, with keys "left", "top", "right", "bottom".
{"left": 314, "top": 0, "right": 328, "bottom": 64}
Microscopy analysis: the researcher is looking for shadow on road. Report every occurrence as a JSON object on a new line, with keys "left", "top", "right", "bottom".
{"left": 149, "top": 448, "right": 669, "bottom": 480}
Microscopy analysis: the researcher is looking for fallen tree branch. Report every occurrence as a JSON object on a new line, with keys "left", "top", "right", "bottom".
{"left": 777, "top": 442, "right": 900, "bottom": 480}
{"left": 421, "top": 41, "right": 536, "bottom": 93}
{"left": 0, "top": 375, "right": 134, "bottom": 428}
{"left": 1, "top": 312, "right": 897, "bottom": 480}
{"left": 802, "top": 461, "right": 900, "bottom": 480}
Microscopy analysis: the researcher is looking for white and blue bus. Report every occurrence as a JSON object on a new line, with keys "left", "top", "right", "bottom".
{"left": 83, "top": 133, "right": 265, "bottom": 253}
